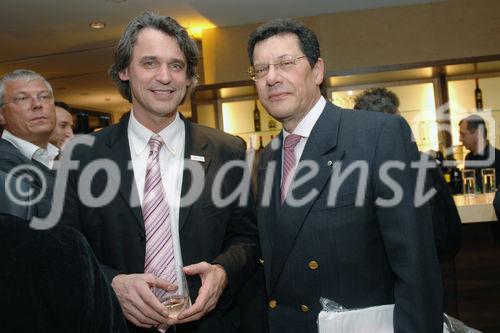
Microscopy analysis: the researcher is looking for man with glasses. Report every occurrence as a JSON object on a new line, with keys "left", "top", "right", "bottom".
{"left": 248, "top": 19, "right": 442, "bottom": 332}
{"left": 0, "top": 69, "right": 58, "bottom": 219}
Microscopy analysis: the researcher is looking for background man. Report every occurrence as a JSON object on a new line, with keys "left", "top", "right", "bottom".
{"left": 49, "top": 101, "right": 74, "bottom": 149}
{"left": 459, "top": 114, "right": 500, "bottom": 188}
{"left": 61, "top": 12, "right": 262, "bottom": 332}
{"left": 0, "top": 69, "right": 58, "bottom": 218}
{"left": 248, "top": 19, "right": 442, "bottom": 332}
{"left": 353, "top": 87, "right": 400, "bottom": 115}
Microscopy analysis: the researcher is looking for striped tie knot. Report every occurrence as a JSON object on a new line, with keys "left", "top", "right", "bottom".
{"left": 149, "top": 135, "right": 163, "bottom": 154}
{"left": 280, "top": 133, "right": 302, "bottom": 205}
{"left": 284, "top": 134, "right": 301, "bottom": 149}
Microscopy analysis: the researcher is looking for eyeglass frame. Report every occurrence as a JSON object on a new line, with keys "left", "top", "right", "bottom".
{"left": 247, "top": 55, "right": 308, "bottom": 81}
{"left": 0, "top": 92, "right": 54, "bottom": 108}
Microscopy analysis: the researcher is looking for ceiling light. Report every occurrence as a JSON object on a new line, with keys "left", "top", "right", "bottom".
{"left": 89, "top": 21, "right": 106, "bottom": 29}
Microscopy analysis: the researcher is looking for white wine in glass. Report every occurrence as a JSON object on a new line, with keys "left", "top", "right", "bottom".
{"left": 152, "top": 265, "right": 190, "bottom": 319}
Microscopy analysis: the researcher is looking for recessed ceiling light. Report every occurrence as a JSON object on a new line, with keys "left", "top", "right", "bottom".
{"left": 89, "top": 21, "right": 106, "bottom": 29}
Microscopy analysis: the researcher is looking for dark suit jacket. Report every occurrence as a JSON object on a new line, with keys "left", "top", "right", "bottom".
{"left": 425, "top": 160, "right": 462, "bottom": 261}
{"left": 60, "top": 117, "right": 263, "bottom": 333}
{"left": 257, "top": 102, "right": 443, "bottom": 333}
{"left": 0, "top": 213, "right": 128, "bottom": 332}
{"left": 0, "top": 138, "right": 55, "bottom": 219}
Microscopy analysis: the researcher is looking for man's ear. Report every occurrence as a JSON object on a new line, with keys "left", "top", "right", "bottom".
{"left": 313, "top": 57, "right": 325, "bottom": 86}
{"left": 0, "top": 108, "right": 5, "bottom": 126}
{"left": 118, "top": 68, "right": 129, "bottom": 82}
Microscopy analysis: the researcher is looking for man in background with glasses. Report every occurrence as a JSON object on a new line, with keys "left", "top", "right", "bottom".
{"left": 0, "top": 69, "right": 58, "bottom": 219}
{"left": 248, "top": 19, "right": 442, "bottom": 332}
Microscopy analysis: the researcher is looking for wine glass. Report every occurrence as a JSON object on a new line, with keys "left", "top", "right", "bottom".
{"left": 152, "top": 265, "right": 190, "bottom": 320}
{"left": 481, "top": 168, "right": 496, "bottom": 196}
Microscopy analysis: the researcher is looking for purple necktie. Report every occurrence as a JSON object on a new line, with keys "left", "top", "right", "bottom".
{"left": 143, "top": 135, "right": 177, "bottom": 285}
{"left": 281, "top": 134, "right": 302, "bottom": 205}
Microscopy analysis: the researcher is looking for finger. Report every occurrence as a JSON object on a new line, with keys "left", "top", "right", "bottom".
{"left": 143, "top": 273, "right": 178, "bottom": 291}
{"left": 136, "top": 284, "right": 173, "bottom": 321}
{"left": 176, "top": 286, "right": 210, "bottom": 320}
{"left": 116, "top": 284, "right": 162, "bottom": 326}
{"left": 123, "top": 302, "right": 161, "bottom": 327}
{"left": 153, "top": 278, "right": 179, "bottom": 293}
{"left": 183, "top": 261, "right": 209, "bottom": 276}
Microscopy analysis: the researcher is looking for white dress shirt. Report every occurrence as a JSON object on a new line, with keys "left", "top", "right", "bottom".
{"left": 128, "top": 111, "right": 186, "bottom": 269}
{"left": 281, "top": 96, "right": 327, "bottom": 182}
{"left": 1, "top": 129, "right": 59, "bottom": 169}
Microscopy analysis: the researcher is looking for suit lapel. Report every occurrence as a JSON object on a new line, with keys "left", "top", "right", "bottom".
{"left": 106, "top": 121, "right": 144, "bottom": 230}
{"left": 179, "top": 119, "right": 211, "bottom": 232}
{"left": 0, "top": 139, "right": 56, "bottom": 188}
{"left": 269, "top": 103, "right": 345, "bottom": 292}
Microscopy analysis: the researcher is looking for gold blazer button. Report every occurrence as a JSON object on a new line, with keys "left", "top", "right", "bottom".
{"left": 269, "top": 299, "right": 277, "bottom": 309}
{"left": 300, "top": 304, "right": 310, "bottom": 312}
{"left": 308, "top": 260, "right": 319, "bottom": 270}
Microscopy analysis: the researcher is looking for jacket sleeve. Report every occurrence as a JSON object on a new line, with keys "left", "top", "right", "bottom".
{"left": 372, "top": 115, "right": 443, "bottom": 333}
{"left": 211, "top": 141, "right": 260, "bottom": 299}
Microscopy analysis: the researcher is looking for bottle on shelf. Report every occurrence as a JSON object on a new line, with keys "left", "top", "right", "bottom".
{"left": 253, "top": 100, "right": 261, "bottom": 132}
{"left": 450, "top": 167, "right": 463, "bottom": 195}
{"left": 475, "top": 78, "right": 483, "bottom": 111}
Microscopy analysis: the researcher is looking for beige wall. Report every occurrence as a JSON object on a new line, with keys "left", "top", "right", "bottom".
{"left": 201, "top": 0, "right": 500, "bottom": 84}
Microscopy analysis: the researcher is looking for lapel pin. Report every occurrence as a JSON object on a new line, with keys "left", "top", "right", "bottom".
{"left": 190, "top": 155, "right": 205, "bottom": 162}
{"left": 327, "top": 160, "right": 333, "bottom": 167}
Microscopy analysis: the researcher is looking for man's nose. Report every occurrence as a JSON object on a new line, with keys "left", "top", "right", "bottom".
{"left": 156, "top": 64, "right": 172, "bottom": 84}
{"left": 31, "top": 96, "right": 43, "bottom": 109}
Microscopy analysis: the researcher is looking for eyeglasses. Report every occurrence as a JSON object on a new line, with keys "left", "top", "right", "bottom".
{"left": 248, "top": 55, "right": 307, "bottom": 81}
{"left": 1, "top": 92, "right": 54, "bottom": 108}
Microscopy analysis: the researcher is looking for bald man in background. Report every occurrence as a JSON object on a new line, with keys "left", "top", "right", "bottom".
{"left": 49, "top": 101, "right": 74, "bottom": 149}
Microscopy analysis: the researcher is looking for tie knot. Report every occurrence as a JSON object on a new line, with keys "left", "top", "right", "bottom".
{"left": 148, "top": 135, "right": 163, "bottom": 153}
{"left": 284, "top": 134, "right": 301, "bottom": 149}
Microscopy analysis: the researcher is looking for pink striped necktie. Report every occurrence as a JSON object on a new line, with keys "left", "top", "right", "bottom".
{"left": 143, "top": 135, "right": 177, "bottom": 285}
{"left": 281, "top": 134, "right": 302, "bottom": 205}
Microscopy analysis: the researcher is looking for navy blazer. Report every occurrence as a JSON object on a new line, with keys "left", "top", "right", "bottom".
{"left": 257, "top": 102, "right": 443, "bottom": 333}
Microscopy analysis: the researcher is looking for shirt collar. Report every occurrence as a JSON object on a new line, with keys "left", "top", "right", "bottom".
{"left": 128, "top": 110, "right": 183, "bottom": 156}
{"left": 283, "top": 96, "right": 326, "bottom": 139}
{"left": 1, "top": 129, "right": 59, "bottom": 161}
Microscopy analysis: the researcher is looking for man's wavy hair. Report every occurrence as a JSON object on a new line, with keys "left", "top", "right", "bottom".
{"left": 353, "top": 87, "right": 400, "bottom": 115}
{"left": 109, "top": 12, "right": 199, "bottom": 104}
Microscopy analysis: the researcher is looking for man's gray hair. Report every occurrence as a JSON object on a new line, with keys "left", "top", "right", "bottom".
{"left": 0, "top": 69, "right": 53, "bottom": 107}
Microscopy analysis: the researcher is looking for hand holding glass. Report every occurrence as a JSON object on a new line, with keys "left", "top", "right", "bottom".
{"left": 152, "top": 266, "right": 189, "bottom": 319}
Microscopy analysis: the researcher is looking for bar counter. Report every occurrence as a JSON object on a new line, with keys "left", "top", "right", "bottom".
{"left": 444, "top": 193, "right": 500, "bottom": 332}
